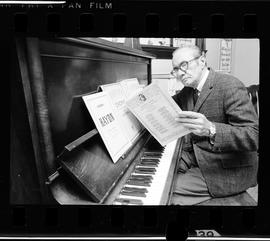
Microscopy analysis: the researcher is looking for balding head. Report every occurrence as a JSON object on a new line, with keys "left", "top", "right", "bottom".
{"left": 172, "top": 45, "right": 202, "bottom": 59}
{"left": 171, "top": 45, "right": 207, "bottom": 88}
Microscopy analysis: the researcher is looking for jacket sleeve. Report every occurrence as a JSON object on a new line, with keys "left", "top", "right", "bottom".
{"left": 195, "top": 77, "right": 259, "bottom": 152}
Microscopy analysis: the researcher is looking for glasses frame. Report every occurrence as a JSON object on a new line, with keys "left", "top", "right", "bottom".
{"left": 170, "top": 55, "right": 201, "bottom": 76}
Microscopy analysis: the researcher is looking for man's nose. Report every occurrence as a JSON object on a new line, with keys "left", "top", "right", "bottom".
{"left": 178, "top": 73, "right": 186, "bottom": 79}
{"left": 177, "top": 68, "right": 187, "bottom": 75}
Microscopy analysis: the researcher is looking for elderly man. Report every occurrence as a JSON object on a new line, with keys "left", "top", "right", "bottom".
{"left": 171, "top": 45, "right": 259, "bottom": 205}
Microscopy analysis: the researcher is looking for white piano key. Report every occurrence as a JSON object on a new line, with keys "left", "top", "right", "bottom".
{"left": 116, "top": 140, "right": 177, "bottom": 205}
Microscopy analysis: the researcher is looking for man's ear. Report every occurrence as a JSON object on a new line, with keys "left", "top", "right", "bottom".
{"left": 200, "top": 55, "right": 206, "bottom": 67}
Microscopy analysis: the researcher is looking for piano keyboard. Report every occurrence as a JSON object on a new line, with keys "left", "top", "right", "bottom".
{"left": 113, "top": 140, "right": 177, "bottom": 205}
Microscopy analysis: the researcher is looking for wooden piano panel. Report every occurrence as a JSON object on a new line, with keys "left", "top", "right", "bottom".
{"left": 13, "top": 37, "right": 157, "bottom": 204}
{"left": 40, "top": 38, "right": 150, "bottom": 155}
{"left": 60, "top": 131, "right": 150, "bottom": 203}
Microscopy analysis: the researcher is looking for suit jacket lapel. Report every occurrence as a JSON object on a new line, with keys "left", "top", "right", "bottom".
{"left": 194, "top": 69, "right": 216, "bottom": 112}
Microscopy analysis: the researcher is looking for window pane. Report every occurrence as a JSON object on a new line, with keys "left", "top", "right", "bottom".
{"left": 140, "top": 38, "right": 171, "bottom": 46}
{"left": 173, "top": 38, "right": 196, "bottom": 47}
{"left": 99, "top": 37, "right": 125, "bottom": 43}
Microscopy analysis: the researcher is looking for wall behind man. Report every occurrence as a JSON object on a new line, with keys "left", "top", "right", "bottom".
{"left": 206, "top": 38, "right": 259, "bottom": 86}
{"left": 152, "top": 59, "right": 172, "bottom": 74}
{"left": 205, "top": 39, "right": 220, "bottom": 70}
{"left": 232, "top": 39, "right": 259, "bottom": 86}
{"left": 151, "top": 59, "right": 184, "bottom": 94}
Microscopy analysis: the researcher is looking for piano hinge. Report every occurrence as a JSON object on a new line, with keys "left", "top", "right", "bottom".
{"left": 45, "top": 166, "right": 62, "bottom": 185}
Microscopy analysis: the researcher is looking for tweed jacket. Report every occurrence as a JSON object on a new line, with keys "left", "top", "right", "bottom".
{"left": 172, "top": 68, "right": 259, "bottom": 197}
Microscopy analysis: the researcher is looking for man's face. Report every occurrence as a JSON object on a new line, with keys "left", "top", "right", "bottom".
{"left": 172, "top": 49, "right": 204, "bottom": 88}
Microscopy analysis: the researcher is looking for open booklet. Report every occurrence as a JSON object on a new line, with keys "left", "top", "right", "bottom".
{"left": 82, "top": 78, "right": 145, "bottom": 163}
{"left": 98, "top": 78, "right": 144, "bottom": 144}
{"left": 125, "top": 83, "right": 190, "bottom": 146}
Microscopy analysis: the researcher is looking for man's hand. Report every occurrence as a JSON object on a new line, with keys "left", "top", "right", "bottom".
{"left": 175, "top": 111, "right": 212, "bottom": 136}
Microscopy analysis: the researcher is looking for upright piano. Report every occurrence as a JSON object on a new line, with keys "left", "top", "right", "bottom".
{"left": 11, "top": 37, "right": 183, "bottom": 205}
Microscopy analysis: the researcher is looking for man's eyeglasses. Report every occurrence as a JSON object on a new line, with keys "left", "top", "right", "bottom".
{"left": 170, "top": 55, "right": 201, "bottom": 76}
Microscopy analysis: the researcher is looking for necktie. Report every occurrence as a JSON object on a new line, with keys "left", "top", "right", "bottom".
{"left": 193, "top": 88, "right": 199, "bottom": 106}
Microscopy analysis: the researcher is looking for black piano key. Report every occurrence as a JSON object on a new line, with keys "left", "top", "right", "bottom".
{"left": 141, "top": 157, "right": 161, "bottom": 161}
{"left": 140, "top": 159, "right": 159, "bottom": 162}
{"left": 130, "top": 174, "right": 153, "bottom": 180}
{"left": 136, "top": 167, "right": 156, "bottom": 172}
{"left": 126, "top": 180, "right": 151, "bottom": 187}
{"left": 141, "top": 157, "right": 160, "bottom": 160}
{"left": 120, "top": 190, "right": 147, "bottom": 198}
{"left": 141, "top": 156, "right": 160, "bottom": 160}
{"left": 128, "top": 181, "right": 152, "bottom": 186}
{"left": 136, "top": 167, "right": 156, "bottom": 170}
{"left": 123, "top": 186, "right": 148, "bottom": 193}
{"left": 141, "top": 162, "right": 160, "bottom": 166}
{"left": 140, "top": 160, "right": 160, "bottom": 165}
{"left": 139, "top": 164, "right": 159, "bottom": 168}
{"left": 143, "top": 152, "right": 163, "bottom": 156}
{"left": 128, "top": 178, "right": 152, "bottom": 184}
{"left": 128, "top": 176, "right": 152, "bottom": 182}
{"left": 135, "top": 170, "right": 156, "bottom": 175}
{"left": 134, "top": 170, "right": 155, "bottom": 175}
{"left": 114, "top": 198, "right": 143, "bottom": 205}
{"left": 137, "top": 162, "right": 158, "bottom": 167}
{"left": 143, "top": 154, "right": 162, "bottom": 157}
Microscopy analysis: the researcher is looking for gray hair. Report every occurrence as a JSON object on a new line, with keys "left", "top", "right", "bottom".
{"left": 172, "top": 45, "right": 202, "bottom": 58}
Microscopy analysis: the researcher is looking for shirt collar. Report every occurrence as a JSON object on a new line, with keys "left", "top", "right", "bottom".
{"left": 196, "top": 68, "right": 209, "bottom": 92}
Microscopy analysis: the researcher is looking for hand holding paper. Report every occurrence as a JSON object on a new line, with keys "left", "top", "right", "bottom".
{"left": 175, "top": 111, "right": 212, "bottom": 137}
{"left": 126, "top": 83, "right": 190, "bottom": 146}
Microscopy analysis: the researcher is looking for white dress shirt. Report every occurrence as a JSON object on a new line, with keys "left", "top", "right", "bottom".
{"left": 196, "top": 68, "right": 210, "bottom": 94}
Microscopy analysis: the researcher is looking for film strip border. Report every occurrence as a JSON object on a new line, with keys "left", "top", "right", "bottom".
{"left": 1, "top": 206, "right": 268, "bottom": 239}
{"left": 2, "top": 0, "right": 270, "bottom": 240}
{"left": 10, "top": 12, "right": 258, "bottom": 34}
{"left": 1, "top": 1, "right": 268, "bottom": 35}
{"left": 7, "top": 12, "right": 258, "bottom": 34}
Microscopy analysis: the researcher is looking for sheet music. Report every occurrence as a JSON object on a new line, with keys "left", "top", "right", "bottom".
{"left": 120, "top": 78, "right": 143, "bottom": 99}
{"left": 126, "top": 83, "right": 190, "bottom": 146}
{"left": 82, "top": 92, "right": 132, "bottom": 163}
{"left": 99, "top": 82, "right": 144, "bottom": 143}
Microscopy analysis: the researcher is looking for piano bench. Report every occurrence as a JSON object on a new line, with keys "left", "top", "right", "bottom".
{"left": 196, "top": 191, "right": 257, "bottom": 206}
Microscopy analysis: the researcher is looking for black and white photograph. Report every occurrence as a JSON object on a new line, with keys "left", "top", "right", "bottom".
{"left": 10, "top": 37, "right": 259, "bottom": 206}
